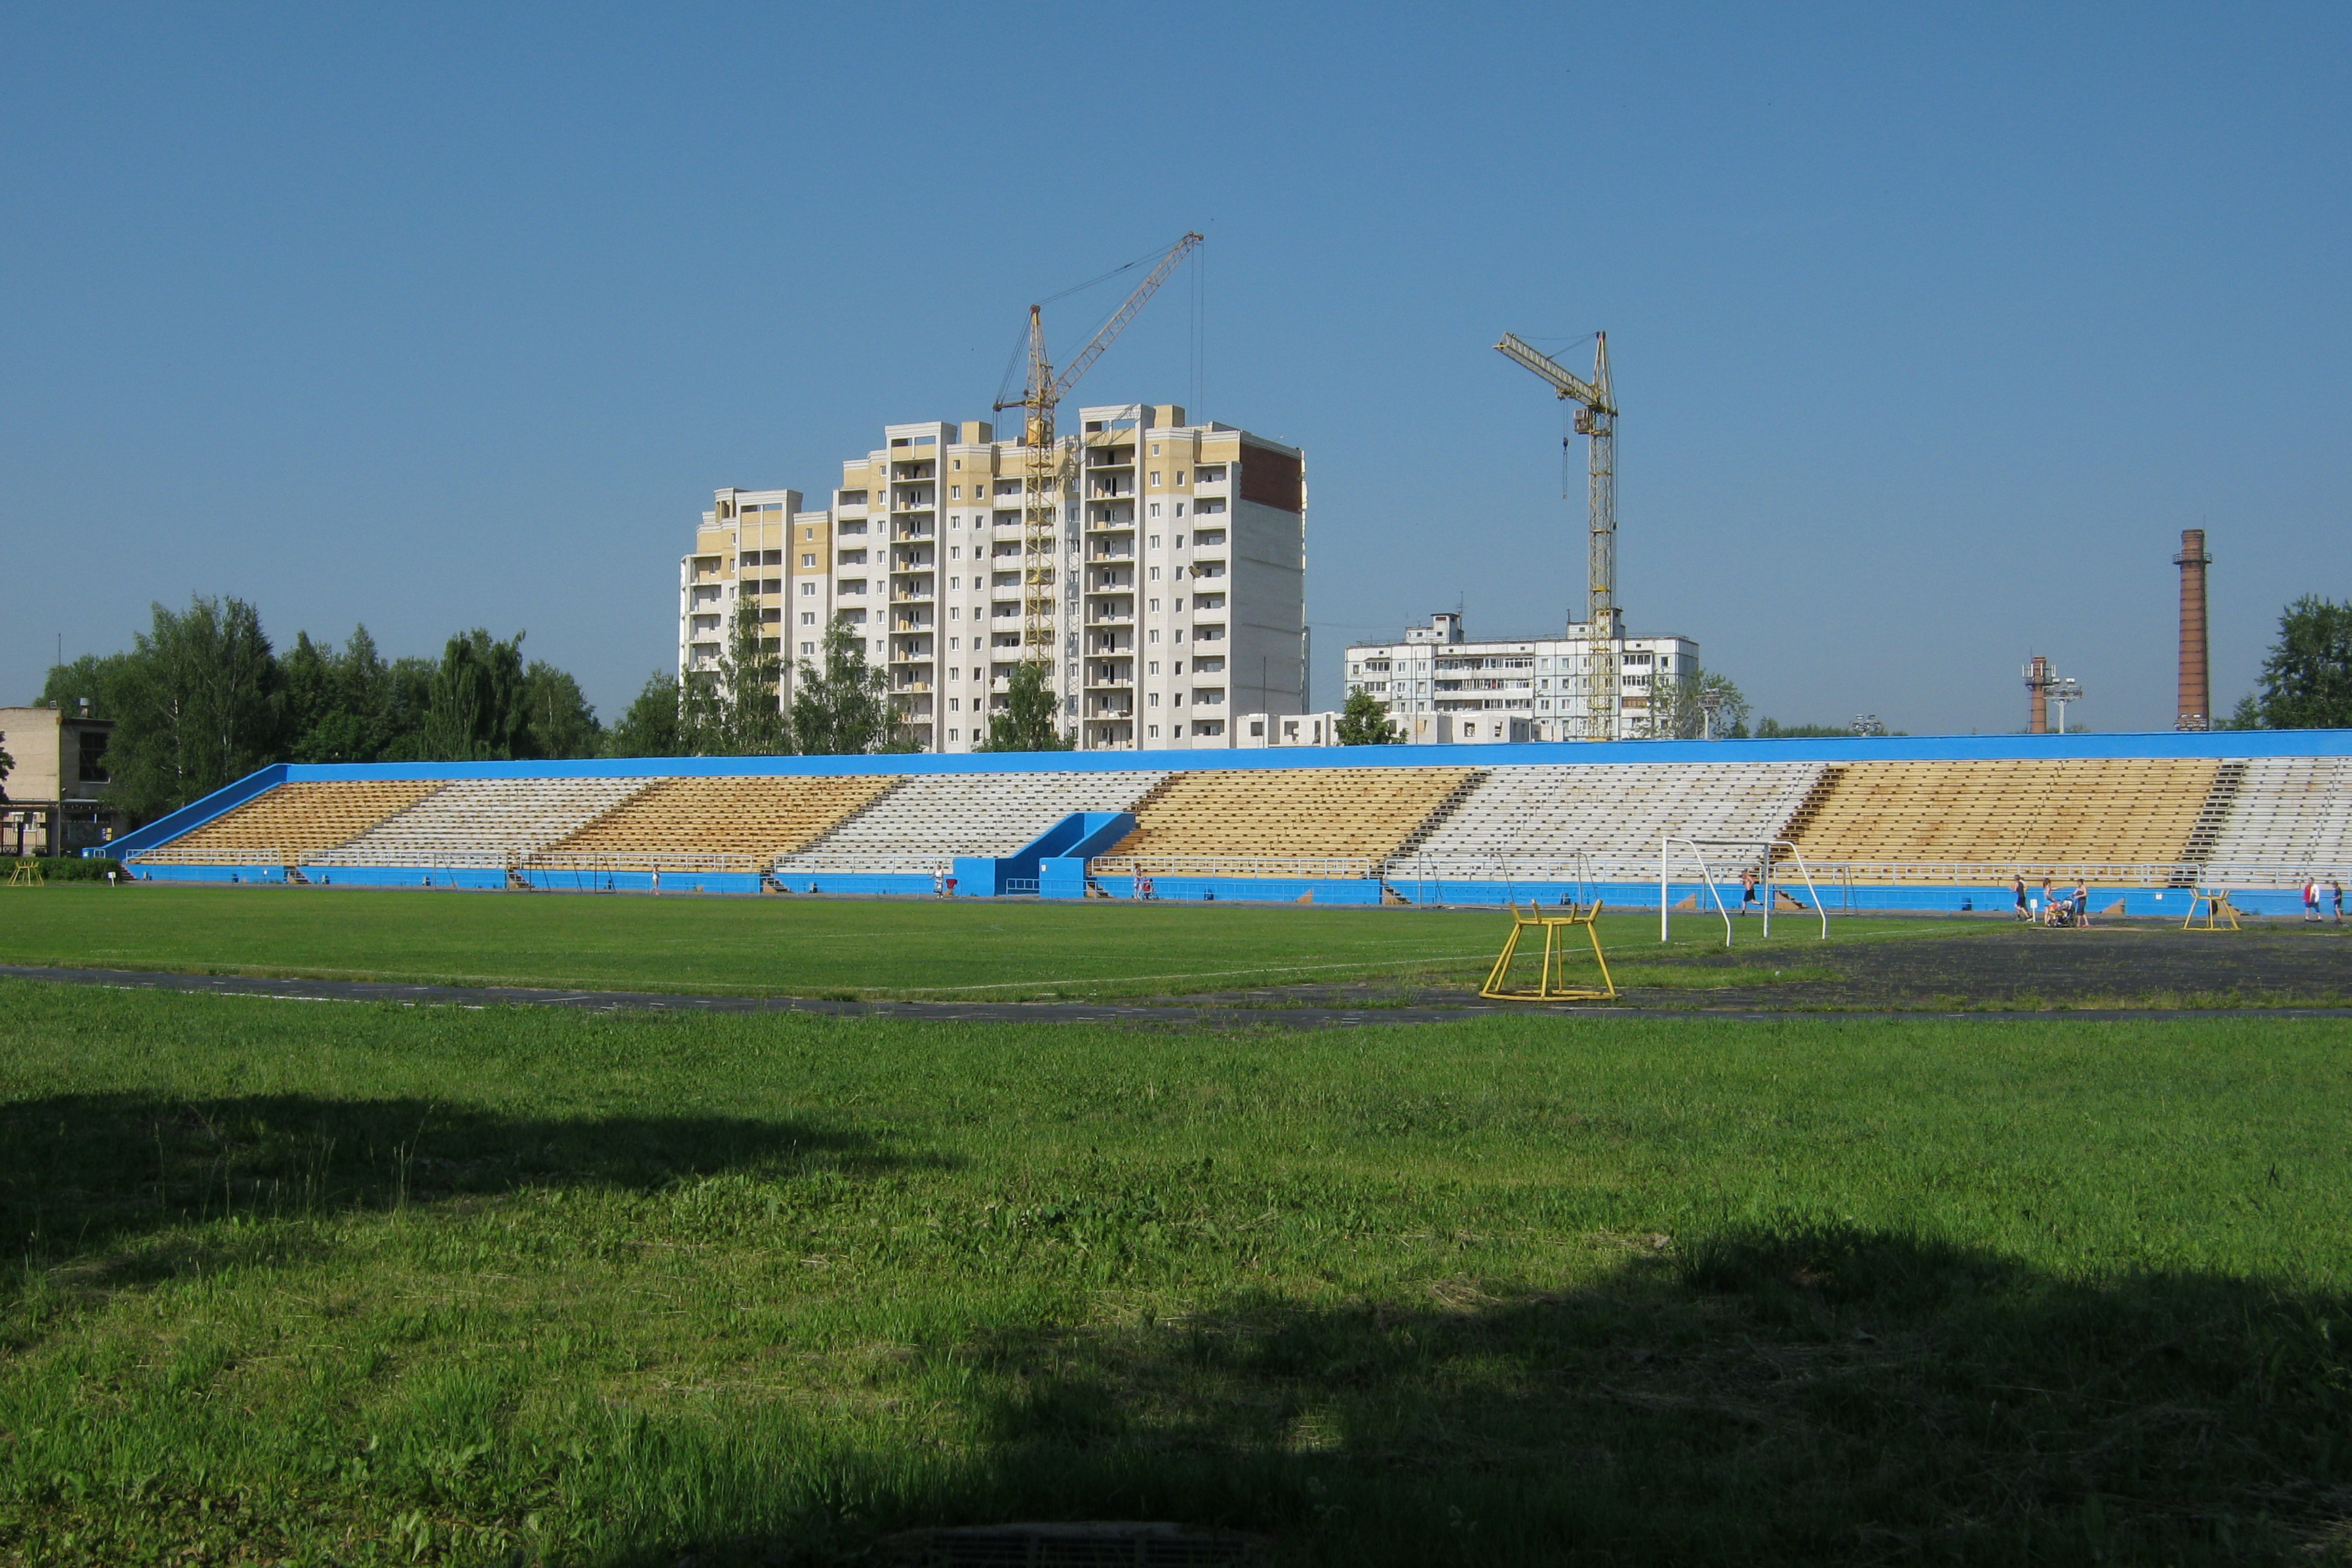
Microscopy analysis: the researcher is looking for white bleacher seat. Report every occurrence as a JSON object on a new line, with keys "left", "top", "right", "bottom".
{"left": 309, "top": 777, "right": 655, "bottom": 867}
{"left": 1393, "top": 762, "right": 1828, "bottom": 877}
{"left": 2206, "top": 758, "right": 2352, "bottom": 882}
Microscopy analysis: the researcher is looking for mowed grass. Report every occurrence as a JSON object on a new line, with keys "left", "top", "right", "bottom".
{"left": 3, "top": 979, "right": 2349, "bottom": 1565}
{"left": 0, "top": 884, "right": 1932, "bottom": 999}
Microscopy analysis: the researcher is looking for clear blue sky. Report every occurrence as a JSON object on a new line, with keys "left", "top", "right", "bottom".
{"left": 4, "top": 3, "right": 2345, "bottom": 733}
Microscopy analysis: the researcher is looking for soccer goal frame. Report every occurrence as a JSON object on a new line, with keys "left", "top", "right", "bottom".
{"left": 1659, "top": 836, "right": 1828, "bottom": 946}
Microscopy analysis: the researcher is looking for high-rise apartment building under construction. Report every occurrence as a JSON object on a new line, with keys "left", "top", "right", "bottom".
{"left": 678, "top": 403, "right": 1307, "bottom": 752}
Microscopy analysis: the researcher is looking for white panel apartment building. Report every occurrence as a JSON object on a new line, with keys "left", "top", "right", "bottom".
{"left": 1345, "top": 612, "right": 1699, "bottom": 743}
{"left": 680, "top": 404, "right": 1307, "bottom": 753}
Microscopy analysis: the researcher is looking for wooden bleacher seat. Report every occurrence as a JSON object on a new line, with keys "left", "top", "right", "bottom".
{"left": 1105, "top": 767, "right": 1474, "bottom": 869}
{"left": 134, "top": 781, "right": 446, "bottom": 865}
{"left": 1784, "top": 758, "right": 2218, "bottom": 878}
{"left": 530, "top": 775, "right": 897, "bottom": 871}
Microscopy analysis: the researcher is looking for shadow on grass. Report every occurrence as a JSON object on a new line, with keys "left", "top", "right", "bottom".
{"left": 0, "top": 1091, "right": 920, "bottom": 1277}
{"left": 614, "top": 1225, "right": 2352, "bottom": 1567}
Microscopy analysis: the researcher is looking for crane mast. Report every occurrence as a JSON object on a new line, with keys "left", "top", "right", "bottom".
{"left": 1495, "top": 330, "right": 1620, "bottom": 740}
{"left": 995, "top": 233, "right": 1204, "bottom": 737}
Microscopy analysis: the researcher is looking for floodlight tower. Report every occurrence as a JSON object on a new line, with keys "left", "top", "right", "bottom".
{"left": 1496, "top": 332, "right": 1619, "bottom": 740}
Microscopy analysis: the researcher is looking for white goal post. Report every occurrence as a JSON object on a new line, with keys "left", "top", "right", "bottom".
{"left": 1660, "top": 836, "right": 1829, "bottom": 946}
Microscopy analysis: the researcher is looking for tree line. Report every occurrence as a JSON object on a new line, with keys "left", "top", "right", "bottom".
{"left": 38, "top": 595, "right": 1070, "bottom": 825}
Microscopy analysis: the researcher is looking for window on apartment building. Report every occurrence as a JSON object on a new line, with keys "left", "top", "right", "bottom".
{"left": 801, "top": 553, "right": 815, "bottom": 568}
{"left": 1148, "top": 599, "right": 1160, "bottom": 612}
{"left": 1148, "top": 629, "right": 1160, "bottom": 644}
{"left": 801, "top": 642, "right": 815, "bottom": 656}
{"left": 1150, "top": 471, "right": 1160, "bottom": 486}
{"left": 1175, "top": 533, "right": 1185, "bottom": 548}
{"left": 800, "top": 612, "right": 816, "bottom": 625}
{"left": 1148, "top": 503, "right": 1162, "bottom": 518}
{"left": 1148, "top": 692, "right": 1160, "bottom": 706}
{"left": 1148, "top": 566, "right": 1160, "bottom": 581}
{"left": 1175, "top": 471, "right": 1185, "bottom": 485}
{"left": 1148, "top": 534, "right": 1160, "bottom": 548}
{"left": 949, "top": 485, "right": 961, "bottom": 498}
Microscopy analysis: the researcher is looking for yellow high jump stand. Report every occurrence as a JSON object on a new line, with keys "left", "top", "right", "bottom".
{"left": 1481, "top": 901, "right": 1618, "bottom": 1001}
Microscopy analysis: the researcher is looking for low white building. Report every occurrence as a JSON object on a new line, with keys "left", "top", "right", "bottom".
{"left": 1345, "top": 612, "right": 1699, "bottom": 743}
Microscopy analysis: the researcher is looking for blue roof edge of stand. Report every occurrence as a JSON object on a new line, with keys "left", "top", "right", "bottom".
{"left": 103, "top": 764, "right": 291, "bottom": 858}
{"left": 249, "top": 728, "right": 2350, "bottom": 784}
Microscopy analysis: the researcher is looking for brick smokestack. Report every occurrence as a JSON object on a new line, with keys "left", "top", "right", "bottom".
{"left": 2026, "top": 654, "right": 2050, "bottom": 734}
{"left": 2174, "top": 529, "right": 2211, "bottom": 731}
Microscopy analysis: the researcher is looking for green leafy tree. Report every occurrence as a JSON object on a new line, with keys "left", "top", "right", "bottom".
{"left": 682, "top": 598, "right": 789, "bottom": 756}
{"left": 520, "top": 661, "right": 604, "bottom": 759}
{"left": 983, "top": 659, "right": 1073, "bottom": 751}
{"left": 1335, "top": 688, "right": 1401, "bottom": 745}
{"left": 39, "top": 652, "right": 132, "bottom": 718}
{"left": 1649, "top": 665, "right": 1751, "bottom": 739}
{"left": 95, "top": 596, "right": 286, "bottom": 823}
{"left": 604, "top": 673, "right": 686, "bottom": 758}
{"left": 2241, "top": 596, "right": 2352, "bottom": 728}
{"left": 0, "top": 730, "right": 13, "bottom": 796}
{"left": 420, "top": 629, "right": 529, "bottom": 762}
{"left": 283, "top": 625, "right": 400, "bottom": 762}
{"left": 1752, "top": 718, "right": 1851, "bottom": 739}
{"left": 791, "top": 617, "right": 903, "bottom": 756}
{"left": 2220, "top": 694, "right": 2264, "bottom": 731}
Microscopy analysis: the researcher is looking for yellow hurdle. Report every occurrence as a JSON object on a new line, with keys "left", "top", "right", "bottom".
{"left": 1480, "top": 901, "right": 1617, "bottom": 1001}
{"left": 5, "top": 859, "right": 44, "bottom": 888}
{"left": 2182, "top": 888, "right": 2241, "bottom": 930}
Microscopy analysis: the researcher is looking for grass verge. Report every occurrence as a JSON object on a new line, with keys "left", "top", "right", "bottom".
{"left": 2, "top": 980, "right": 2347, "bottom": 1564}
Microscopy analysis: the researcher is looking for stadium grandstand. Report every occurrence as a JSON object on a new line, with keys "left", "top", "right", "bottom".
{"left": 99, "top": 732, "right": 2352, "bottom": 916}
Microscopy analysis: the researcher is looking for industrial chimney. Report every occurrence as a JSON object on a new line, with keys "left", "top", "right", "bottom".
{"left": 2174, "top": 530, "right": 2211, "bottom": 731}
{"left": 2024, "top": 654, "right": 2051, "bottom": 734}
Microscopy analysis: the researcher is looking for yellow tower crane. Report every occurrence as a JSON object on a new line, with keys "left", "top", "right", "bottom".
{"left": 1496, "top": 331, "right": 1620, "bottom": 740}
{"left": 994, "top": 233, "right": 1204, "bottom": 711}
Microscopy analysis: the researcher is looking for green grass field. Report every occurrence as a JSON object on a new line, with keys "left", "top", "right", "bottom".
{"left": 0, "top": 884, "right": 1953, "bottom": 1000}
{"left": 3, "top": 973, "right": 2347, "bottom": 1565}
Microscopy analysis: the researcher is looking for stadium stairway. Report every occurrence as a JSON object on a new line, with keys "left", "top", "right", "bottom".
{"left": 770, "top": 770, "right": 1168, "bottom": 895}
